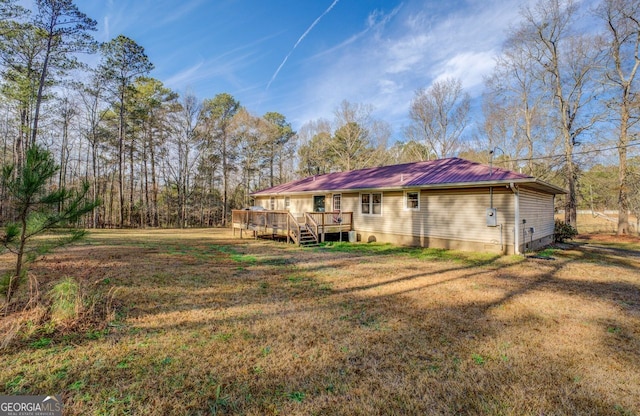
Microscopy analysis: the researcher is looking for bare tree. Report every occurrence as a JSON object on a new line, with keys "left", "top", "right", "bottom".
{"left": 517, "top": 0, "right": 605, "bottom": 228}
{"left": 405, "top": 77, "right": 470, "bottom": 159}
{"left": 55, "top": 92, "right": 77, "bottom": 214}
{"left": 484, "top": 37, "right": 554, "bottom": 177}
{"left": 597, "top": 0, "right": 640, "bottom": 235}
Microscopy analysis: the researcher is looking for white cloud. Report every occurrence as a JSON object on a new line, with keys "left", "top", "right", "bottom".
{"left": 164, "top": 61, "right": 204, "bottom": 88}
{"left": 156, "top": 0, "right": 205, "bottom": 26}
{"left": 292, "top": 0, "right": 525, "bottom": 136}
{"left": 432, "top": 50, "right": 498, "bottom": 92}
{"left": 378, "top": 79, "right": 400, "bottom": 95}
{"left": 384, "top": 34, "right": 432, "bottom": 74}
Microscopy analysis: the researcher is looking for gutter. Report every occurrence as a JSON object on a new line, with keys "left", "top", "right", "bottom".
{"left": 509, "top": 182, "right": 520, "bottom": 255}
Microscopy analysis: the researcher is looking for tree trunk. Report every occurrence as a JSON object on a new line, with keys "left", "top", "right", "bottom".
{"left": 617, "top": 132, "right": 629, "bottom": 235}
{"left": 31, "top": 22, "right": 55, "bottom": 146}
{"left": 150, "top": 136, "right": 159, "bottom": 227}
{"left": 143, "top": 137, "right": 150, "bottom": 227}
{"left": 7, "top": 208, "right": 28, "bottom": 304}
{"left": 128, "top": 135, "right": 135, "bottom": 227}
{"left": 58, "top": 111, "right": 70, "bottom": 214}
{"left": 222, "top": 137, "right": 228, "bottom": 227}
{"left": 91, "top": 140, "right": 98, "bottom": 228}
{"left": 118, "top": 89, "right": 125, "bottom": 228}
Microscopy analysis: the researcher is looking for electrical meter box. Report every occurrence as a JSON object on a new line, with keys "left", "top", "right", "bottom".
{"left": 486, "top": 208, "right": 498, "bottom": 227}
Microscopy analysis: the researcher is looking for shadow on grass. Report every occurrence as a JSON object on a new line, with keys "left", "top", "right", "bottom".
{"left": 317, "top": 241, "right": 504, "bottom": 266}
{"left": 2, "top": 231, "right": 639, "bottom": 414}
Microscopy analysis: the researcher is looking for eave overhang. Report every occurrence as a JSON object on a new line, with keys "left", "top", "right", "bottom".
{"left": 251, "top": 178, "right": 566, "bottom": 197}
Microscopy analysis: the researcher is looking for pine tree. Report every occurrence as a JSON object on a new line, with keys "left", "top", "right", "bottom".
{"left": 1, "top": 144, "right": 98, "bottom": 307}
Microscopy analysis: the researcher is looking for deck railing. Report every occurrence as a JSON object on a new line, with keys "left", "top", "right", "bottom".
{"left": 232, "top": 209, "right": 353, "bottom": 244}
{"left": 232, "top": 210, "right": 289, "bottom": 232}
{"left": 306, "top": 211, "right": 353, "bottom": 229}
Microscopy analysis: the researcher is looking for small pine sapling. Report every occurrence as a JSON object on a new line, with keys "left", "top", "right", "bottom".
{"left": 1, "top": 145, "right": 99, "bottom": 308}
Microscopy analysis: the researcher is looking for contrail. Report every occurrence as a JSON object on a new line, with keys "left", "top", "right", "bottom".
{"left": 266, "top": 0, "right": 340, "bottom": 90}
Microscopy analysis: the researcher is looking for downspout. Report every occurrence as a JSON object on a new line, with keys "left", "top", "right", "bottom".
{"left": 509, "top": 183, "right": 520, "bottom": 255}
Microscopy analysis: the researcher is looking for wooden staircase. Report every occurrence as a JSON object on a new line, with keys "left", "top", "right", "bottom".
{"left": 298, "top": 226, "right": 319, "bottom": 246}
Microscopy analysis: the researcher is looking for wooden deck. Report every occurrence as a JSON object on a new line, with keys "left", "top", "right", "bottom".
{"left": 231, "top": 210, "right": 353, "bottom": 245}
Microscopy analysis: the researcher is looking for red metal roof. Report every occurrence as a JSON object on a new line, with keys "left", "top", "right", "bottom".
{"left": 252, "top": 158, "right": 561, "bottom": 195}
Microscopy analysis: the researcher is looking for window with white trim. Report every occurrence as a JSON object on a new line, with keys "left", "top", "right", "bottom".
{"left": 284, "top": 197, "right": 290, "bottom": 210}
{"left": 333, "top": 194, "right": 341, "bottom": 211}
{"left": 269, "top": 197, "right": 275, "bottom": 210}
{"left": 405, "top": 191, "right": 419, "bottom": 210}
{"left": 361, "top": 192, "right": 382, "bottom": 215}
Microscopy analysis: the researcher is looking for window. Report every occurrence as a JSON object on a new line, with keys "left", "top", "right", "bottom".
{"left": 361, "top": 193, "right": 382, "bottom": 215}
{"left": 313, "top": 195, "right": 325, "bottom": 212}
{"left": 405, "top": 191, "right": 419, "bottom": 210}
{"left": 333, "top": 194, "right": 341, "bottom": 211}
{"left": 269, "top": 197, "right": 275, "bottom": 210}
{"left": 361, "top": 194, "right": 370, "bottom": 214}
{"left": 284, "top": 197, "right": 290, "bottom": 210}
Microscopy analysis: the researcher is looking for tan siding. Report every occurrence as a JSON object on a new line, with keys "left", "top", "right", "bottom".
{"left": 289, "top": 195, "right": 313, "bottom": 216}
{"left": 519, "top": 188, "right": 555, "bottom": 241}
{"left": 350, "top": 188, "right": 515, "bottom": 248}
{"left": 254, "top": 196, "right": 270, "bottom": 210}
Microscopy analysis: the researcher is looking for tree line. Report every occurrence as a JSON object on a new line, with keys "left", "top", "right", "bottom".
{"left": 0, "top": 0, "right": 638, "bottom": 233}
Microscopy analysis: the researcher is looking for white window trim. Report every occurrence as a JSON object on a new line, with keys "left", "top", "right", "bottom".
{"left": 269, "top": 197, "right": 275, "bottom": 210}
{"left": 360, "top": 192, "right": 383, "bottom": 216}
{"left": 404, "top": 190, "right": 420, "bottom": 211}
{"left": 284, "top": 196, "right": 290, "bottom": 210}
{"left": 332, "top": 194, "right": 342, "bottom": 212}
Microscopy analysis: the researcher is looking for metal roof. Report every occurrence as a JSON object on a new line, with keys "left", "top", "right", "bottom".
{"left": 252, "top": 157, "right": 566, "bottom": 196}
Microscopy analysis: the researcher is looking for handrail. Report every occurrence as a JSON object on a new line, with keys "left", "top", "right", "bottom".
{"left": 287, "top": 211, "right": 301, "bottom": 245}
{"left": 304, "top": 212, "right": 319, "bottom": 242}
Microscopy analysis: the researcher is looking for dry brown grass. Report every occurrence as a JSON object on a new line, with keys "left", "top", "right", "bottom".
{"left": 1, "top": 228, "right": 639, "bottom": 415}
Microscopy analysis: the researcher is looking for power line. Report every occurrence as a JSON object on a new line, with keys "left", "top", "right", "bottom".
{"left": 492, "top": 141, "right": 640, "bottom": 164}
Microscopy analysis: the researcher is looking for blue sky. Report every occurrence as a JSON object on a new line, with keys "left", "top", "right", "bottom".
{"left": 74, "top": 0, "right": 530, "bottom": 138}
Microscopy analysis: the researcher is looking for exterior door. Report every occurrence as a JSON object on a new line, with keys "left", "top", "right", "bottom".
{"left": 313, "top": 195, "right": 325, "bottom": 212}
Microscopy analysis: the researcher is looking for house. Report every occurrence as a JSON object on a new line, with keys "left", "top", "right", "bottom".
{"left": 238, "top": 158, "right": 565, "bottom": 254}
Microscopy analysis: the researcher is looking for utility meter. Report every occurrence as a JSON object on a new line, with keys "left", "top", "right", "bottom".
{"left": 486, "top": 208, "right": 498, "bottom": 227}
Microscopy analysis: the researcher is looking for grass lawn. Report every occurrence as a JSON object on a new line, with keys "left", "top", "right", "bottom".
{"left": 1, "top": 229, "right": 639, "bottom": 415}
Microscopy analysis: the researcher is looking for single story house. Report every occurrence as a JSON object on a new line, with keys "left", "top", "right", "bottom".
{"left": 246, "top": 157, "right": 565, "bottom": 254}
